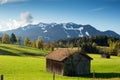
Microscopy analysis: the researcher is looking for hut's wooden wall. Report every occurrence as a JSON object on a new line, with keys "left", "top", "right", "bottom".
{"left": 46, "top": 59, "right": 64, "bottom": 75}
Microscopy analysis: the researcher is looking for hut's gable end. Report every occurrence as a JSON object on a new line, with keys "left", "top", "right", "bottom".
{"left": 73, "top": 54, "right": 90, "bottom": 75}
{"left": 63, "top": 53, "right": 91, "bottom": 76}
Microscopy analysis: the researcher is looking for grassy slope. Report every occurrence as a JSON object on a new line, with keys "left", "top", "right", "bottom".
{"left": 0, "top": 44, "right": 120, "bottom": 80}
{"left": 0, "top": 44, "right": 50, "bottom": 56}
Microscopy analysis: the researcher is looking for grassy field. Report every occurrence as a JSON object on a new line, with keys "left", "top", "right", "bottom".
{"left": 0, "top": 44, "right": 120, "bottom": 80}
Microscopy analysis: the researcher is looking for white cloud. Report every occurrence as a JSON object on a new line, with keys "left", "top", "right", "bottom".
{"left": 0, "top": 12, "right": 33, "bottom": 31}
{"left": 6, "top": 19, "right": 21, "bottom": 30}
{"left": 0, "top": 21, "right": 8, "bottom": 31}
{"left": 90, "top": 7, "right": 104, "bottom": 12}
{"left": 21, "top": 12, "right": 33, "bottom": 24}
{"left": 0, "top": 0, "right": 28, "bottom": 4}
{"left": 0, "top": 25, "right": 2, "bottom": 29}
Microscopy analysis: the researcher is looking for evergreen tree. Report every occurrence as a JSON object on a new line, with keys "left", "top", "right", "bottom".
{"left": 0, "top": 37, "right": 2, "bottom": 43}
{"left": 10, "top": 33, "right": 17, "bottom": 44}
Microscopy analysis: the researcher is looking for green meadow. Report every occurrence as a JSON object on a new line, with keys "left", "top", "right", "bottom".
{"left": 0, "top": 44, "right": 120, "bottom": 80}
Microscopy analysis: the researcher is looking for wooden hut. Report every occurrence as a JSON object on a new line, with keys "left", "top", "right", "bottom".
{"left": 46, "top": 48, "right": 93, "bottom": 76}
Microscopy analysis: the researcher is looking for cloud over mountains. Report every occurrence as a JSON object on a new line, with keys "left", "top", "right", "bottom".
{"left": 0, "top": 12, "right": 33, "bottom": 30}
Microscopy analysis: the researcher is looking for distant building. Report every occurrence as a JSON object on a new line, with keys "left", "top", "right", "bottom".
{"left": 101, "top": 53, "right": 110, "bottom": 59}
{"left": 46, "top": 48, "right": 93, "bottom": 76}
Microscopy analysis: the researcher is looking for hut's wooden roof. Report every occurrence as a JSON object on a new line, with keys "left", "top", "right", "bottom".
{"left": 46, "top": 48, "right": 93, "bottom": 61}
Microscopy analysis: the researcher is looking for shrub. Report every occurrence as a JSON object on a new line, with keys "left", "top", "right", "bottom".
{"left": 117, "top": 53, "right": 120, "bottom": 57}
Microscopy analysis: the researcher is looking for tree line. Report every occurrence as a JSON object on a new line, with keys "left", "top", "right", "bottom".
{"left": 55, "top": 35, "right": 120, "bottom": 56}
{"left": 0, "top": 33, "right": 120, "bottom": 56}
{"left": 0, "top": 33, "right": 54, "bottom": 51}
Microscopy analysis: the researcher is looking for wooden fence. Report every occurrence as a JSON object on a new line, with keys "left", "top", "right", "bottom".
{"left": 0, "top": 75, "right": 3, "bottom": 80}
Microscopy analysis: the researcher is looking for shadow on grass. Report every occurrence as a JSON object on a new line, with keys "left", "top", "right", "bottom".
{"left": 0, "top": 46, "right": 24, "bottom": 52}
{"left": 78, "top": 73, "right": 120, "bottom": 79}
{"left": 0, "top": 48, "right": 45, "bottom": 57}
{"left": 22, "top": 52, "right": 44, "bottom": 56}
{"left": 0, "top": 49, "right": 20, "bottom": 56}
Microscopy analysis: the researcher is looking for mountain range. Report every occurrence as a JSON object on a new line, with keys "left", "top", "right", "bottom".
{"left": 0, "top": 22, "right": 120, "bottom": 42}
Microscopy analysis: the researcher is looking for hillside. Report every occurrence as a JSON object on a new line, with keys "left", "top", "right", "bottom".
{"left": 0, "top": 44, "right": 50, "bottom": 56}
{"left": 0, "top": 23, "right": 120, "bottom": 42}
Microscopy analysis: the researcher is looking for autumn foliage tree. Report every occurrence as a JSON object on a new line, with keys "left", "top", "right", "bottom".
{"left": 2, "top": 34, "right": 10, "bottom": 44}
{"left": 24, "top": 36, "right": 30, "bottom": 46}
{"left": 36, "top": 38, "right": 44, "bottom": 49}
{"left": 17, "top": 36, "right": 22, "bottom": 45}
{"left": 44, "top": 42, "right": 55, "bottom": 51}
{"left": 29, "top": 41, "right": 36, "bottom": 48}
{"left": 108, "top": 39, "right": 120, "bottom": 56}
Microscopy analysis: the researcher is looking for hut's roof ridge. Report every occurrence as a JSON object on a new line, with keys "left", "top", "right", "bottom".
{"left": 46, "top": 48, "right": 92, "bottom": 61}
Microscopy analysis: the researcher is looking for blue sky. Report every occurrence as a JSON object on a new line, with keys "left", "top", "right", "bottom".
{"left": 0, "top": 0, "right": 120, "bottom": 34}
